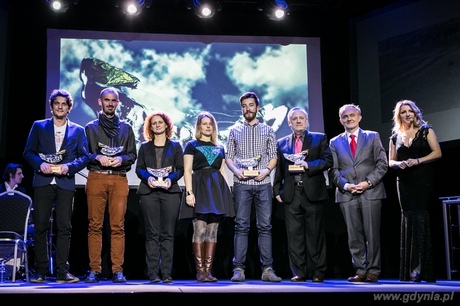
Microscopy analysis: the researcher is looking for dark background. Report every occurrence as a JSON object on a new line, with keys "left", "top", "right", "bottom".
{"left": 1, "top": 0, "right": 459, "bottom": 280}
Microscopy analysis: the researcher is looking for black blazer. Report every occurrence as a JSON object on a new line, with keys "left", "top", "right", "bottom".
{"left": 0, "top": 184, "right": 27, "bottom": 194}
{"left": 273, "top": 131, "right": 332, "bottom": 203}
{"left": 136, "top": 139, "right": 184, "bottom": 195}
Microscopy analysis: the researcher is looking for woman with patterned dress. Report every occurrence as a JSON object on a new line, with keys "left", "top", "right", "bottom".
{"left": 388, "top": 100, "right": 441, "bottom": 283}
{"left": 179, "top": 111, "right": 235, "bottom": 282}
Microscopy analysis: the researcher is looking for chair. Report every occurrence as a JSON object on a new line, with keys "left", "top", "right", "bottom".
{"left": 0, "top": 190, "right": 33, "bottom": 282}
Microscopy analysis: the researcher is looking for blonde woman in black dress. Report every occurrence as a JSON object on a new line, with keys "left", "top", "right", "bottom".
{"left": 179, "top": 111, "right": 235, "bottom": 282}
{"left": 389, "top": 100, "right": 441, "bottom": 283}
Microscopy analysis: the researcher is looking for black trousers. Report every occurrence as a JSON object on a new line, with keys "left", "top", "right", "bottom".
{"left": 284, "top": 185, "right": 327, "bottom": 278}
{"left": 32, "top": 185, "right": 75, "bottom": 275}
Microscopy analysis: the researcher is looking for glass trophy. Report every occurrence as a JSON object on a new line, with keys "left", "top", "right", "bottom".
{"left": 39, "top": 150, "right": 66, "bottom": 173}
{"left": 283, "top": 150, "right": 309, "bottom": 173}
{"left": 98, "top": 142, "right": 123, "bottom": 156}
{"left": 237, "top": 155, "right": 262, "bottom": 177}
{"left": 147, "top": 166, "right": 172, "bottom": 187}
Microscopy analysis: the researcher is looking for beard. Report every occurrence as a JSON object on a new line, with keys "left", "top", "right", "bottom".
{"left": 243, "top": 111, "right": 257, "bottom": 121}
{"left": 103, "top": 106, "right": 116, "bottom": 117}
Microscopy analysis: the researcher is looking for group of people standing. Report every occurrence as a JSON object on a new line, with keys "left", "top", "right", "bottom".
{"left": 16, "top": 87, "right": 441, "bottom": 284}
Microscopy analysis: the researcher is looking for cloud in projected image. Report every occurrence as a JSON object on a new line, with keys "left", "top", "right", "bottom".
{"left": 59, "top": 38, "right": 308, "bottom": 149}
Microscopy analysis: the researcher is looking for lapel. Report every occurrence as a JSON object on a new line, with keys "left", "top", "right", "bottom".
{"left": 303, "top": 132, "right": 312, "bottom": 151}
{"left": 289, "top": 134, "right": 295, "bottom": 153}
{"left": 60, "top": 120, "right": 71, "bottom": 151}
{"left": 340, "top": 132, "right": 353, "bottom": 158}
{"left": 355, "top": 129, "right": 364, "bottom": 158}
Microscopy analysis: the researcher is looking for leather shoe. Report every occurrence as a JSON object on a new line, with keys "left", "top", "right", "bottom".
{"left": 30, "top": 274, "right": 46, "bottom": 283}
{"left": 312, "top": 275, "right": 324, "bottom": 283}
{"left": 347, "top": 274, "right": 366, "bottom": 282}
{"left": 365, "top": 273, "right": 379, "bottom": 282}
{"left": 290, "top": 275, "right": 306, "bottom": 282}
{"left": 149, "top": 275, "right": 161, "bottom": 283}
{"left": 162, "top": 276, "right": 173, "bottom": 284}
{"left": 57, "top": 272, "right": 80, "bottom": 283}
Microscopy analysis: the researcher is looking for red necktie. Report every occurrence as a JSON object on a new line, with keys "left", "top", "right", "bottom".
{"left": 350, "top": 134, "right": 356, "bottom": 157}
{"left": 295, "top": 135, "right": 302, "bottom": 153}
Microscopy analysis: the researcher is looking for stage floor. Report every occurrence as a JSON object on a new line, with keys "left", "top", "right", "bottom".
{"left": 1, "top": 278, "right": 460, "bottom": 304}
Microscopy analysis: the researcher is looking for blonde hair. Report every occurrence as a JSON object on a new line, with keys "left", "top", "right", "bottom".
{"left": 391, "top": 100, "right": 426, "bottom": 134}
{"left": 194, "top": 111, "right": 218, "bottom": 145}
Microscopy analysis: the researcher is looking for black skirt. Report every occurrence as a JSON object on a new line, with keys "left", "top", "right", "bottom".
{"left": 179, "top": 167, "right": 235, "bottom": 220}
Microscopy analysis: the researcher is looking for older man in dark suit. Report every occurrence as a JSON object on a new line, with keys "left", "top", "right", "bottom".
{"left": 23, "top": 89, "right": 89, "bottom": 283}
{"left": 273, "top": 107, "right": 332, "bottom": 283}
{"left": 329, "top": 103, "right": 387, "bottom": 283}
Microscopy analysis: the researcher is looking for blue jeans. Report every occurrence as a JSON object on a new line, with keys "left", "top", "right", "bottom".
{"left": 232, "top": 182, "right": 274, "bottom": 271}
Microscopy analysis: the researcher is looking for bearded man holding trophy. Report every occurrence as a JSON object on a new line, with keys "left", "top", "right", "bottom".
{"left": 273, "top": 106, "right": 332, "bottom": 283}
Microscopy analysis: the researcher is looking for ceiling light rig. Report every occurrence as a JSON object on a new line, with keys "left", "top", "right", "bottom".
{"left": 46, "top": 0, "right": 78, "bottom": 13}
{"left": 187, "top": 0, "right": 221, "bottom": 19}
{"left": 116, "top": 0, "right": 152, "bottom": 16}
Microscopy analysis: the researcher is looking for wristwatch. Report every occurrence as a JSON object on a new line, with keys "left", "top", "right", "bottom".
{"left": 365, "top": 178, "right": 374, "bottom": 189}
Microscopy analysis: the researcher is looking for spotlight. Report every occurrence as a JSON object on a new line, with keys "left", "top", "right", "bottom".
{"left": 46, "top": 0, "right": 77, "bottom": 13}
{"left": 261, "top": 0, "right": 289, "bottom": 21}
{"left": 187, "top": 0, "right": 220, "bottom": 19}
{"left": 116, "top": 0, "right": 152, "bottom": 16}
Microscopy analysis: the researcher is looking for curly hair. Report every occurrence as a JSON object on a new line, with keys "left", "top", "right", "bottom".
{"left": 143, "top": 111, "right": 174, "bottom": 141}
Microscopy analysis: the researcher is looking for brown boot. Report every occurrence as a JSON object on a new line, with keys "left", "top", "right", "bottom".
{"left": 203, "top": 241, "right": 217, "bottom": 282}
{"left": 192, "top": 242, "right": 206, "bottom": 282}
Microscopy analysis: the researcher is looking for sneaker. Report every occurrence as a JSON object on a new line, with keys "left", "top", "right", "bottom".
{"left": 230, "top": 268, "right": 245, "bottom": 282}
{"left": 84, "top": 271, "right": 101, "bottom": 283}
{"left": 112, "top": 271, "right": 127, "bottom": 283}
{"left": 261, "top": 267, "right": 282, "bottom": 282}
{"left": 57, "top": 272, "right": 80, "bottom": 283}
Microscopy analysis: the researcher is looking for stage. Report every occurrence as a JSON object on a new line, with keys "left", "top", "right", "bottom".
{"left": 1, "top": 278, "right": 460, "bottom": 304}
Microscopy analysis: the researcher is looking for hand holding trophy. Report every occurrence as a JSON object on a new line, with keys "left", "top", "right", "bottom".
{"left": 147, "top": 166, "right": 172, "bottom": 187}
{"left": 39, "top": 150, "right": 66, "bottom": 174}
{"left": 236, "top": 155, "right": 262, "bottom": 177}
{"left": 283, "top": 150, "right": 309, "bottom": 173}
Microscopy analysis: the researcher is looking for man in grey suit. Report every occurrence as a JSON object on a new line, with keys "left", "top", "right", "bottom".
{"left": 329, "top": 104, "right": 387, "bottom": 283}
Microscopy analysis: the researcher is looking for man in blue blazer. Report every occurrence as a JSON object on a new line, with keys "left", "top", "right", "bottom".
{"left": 23, "top": 89, "right": 89, "bottom": 283}
{"left": 273, "top": 107, "right": 332, "bottom": 283}
{"left": 329, "top": 104, "right": 387, "bottom": 283}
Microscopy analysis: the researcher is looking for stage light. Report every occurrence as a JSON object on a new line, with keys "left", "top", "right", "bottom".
{"left": 187, "top": 0, "right": 220, "bottom": 19}
{"left": 260, "top": 0, "right": 289, "bottom": 21}
{"left": 116, "top": 0, "right": 152, "bottom": 16}
{"left": 46, "top": 0, "right": 77, "bottom": 13}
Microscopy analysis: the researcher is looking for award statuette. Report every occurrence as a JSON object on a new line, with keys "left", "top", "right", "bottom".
{"left": 237, "top": 155, "right": 262, "bottom": 177}
{"left": 147, "top": 166, "right": 172, "bottom": 187}
{"left": 283, "top": 150, "right": 309, "bottom": 173}
{"left": 39, "top": 150, "right": 66, "bottom": 174}
{"left": 98, "top": 142, "right": 123, "bottom": 156}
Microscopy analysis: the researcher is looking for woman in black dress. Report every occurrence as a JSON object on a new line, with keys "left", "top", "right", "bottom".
{"left": 180, "top": 111, "right": 235, "bottom": 282}
{"left": 388, "top": 100, "right": 442, "bottom": 282}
